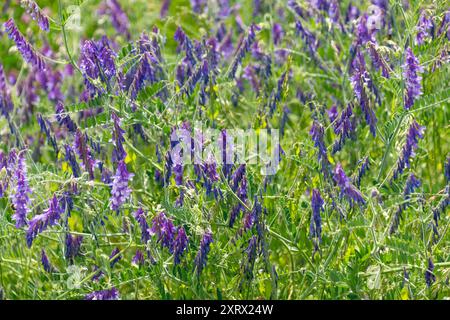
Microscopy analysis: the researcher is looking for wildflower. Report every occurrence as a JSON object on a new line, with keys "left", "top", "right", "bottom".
{"left": 393, "top": 120, "right": 425, "bottom": 180}
{"left": 200, "top": 154, "right": 220, "bottom": 197}
{"left": 273, "top": 23, "right": 284, "bottom": 45}
{"left": 64, "top": 144, "right": 81, "bottom": 178}
{"left": 355, "top": 14, "right": 374, "bottom": 45}
{"left": 65, "top": 233, "right": 83, "bottom": 262}
{"left": 432, "top": 186, "right": 449, "bottom": 227}
{"left": 345, "top": 2, "right": 360, "bottom": 23}
{"left": 403, "top": 174, "right": 421, "bottom": 201}
{"left": 174, "top": 27, "right": 195, "bottom": 65}
{"left": 98, "top": 0, "right": 130, "bottom": 38}
{"left": 390, "top": 173, "right": 422, "bottom": 234}
{"left": 310, "top": 189, "right": 324, "bottom": 243}
{"left": 333, "top": 163, "right": 365, "bottom": 206}
{"left": 403, "top": 48, "right": 423, "bottom": 110}
{"left": 150, "top": 212, "right": 176, "bottom": 249}
{"left": 191, "top": 0, "right": 207, "bottom": 13}
{"left": 92, "top": 265, "right": 105, "bottom": 281}
{"left": 4, "top": 18, "right": 46, "bottom": 70}
{"left": 173, "top": 227, "right": 189, "bottom": 265}
{"left": 367, "top": 42, "right": 390, "bottom": 78}
{"left": 332, "top": 104, "right": 356, "bottom": 154}
{"left": 220, "top": 130, "right": 233, "bottom": 178}
{"left": 229, "top": 24, "right": 260, "bottom": 79}
{"left": 280, "top": 106, "right": 290, "bottom": 137}
{"left": 160, "top": 0, "right": 171, "bottom": 18}
{"left": 41, "top": 249, "right": 53, "bottom": 273}
{"left": 416, "top": 11, "right": 434, "bottom": 45}
{"left": 79, "top": 37, "right": 116, "bottom": 96}
{"left": 55, "top": 101, "right": 76, "bottom": 132}
{"left": 109, "top": 247, "right": 122, "bottom": 268}
{"left": 194, "top": 231, "right": 213, "bottom": 275}
{"left": 287, "top": 0, "right": 306, "bottom": 18}
{"left": 127, "top": 51, "right": 160, "bottom": 100}
{"left": 295, "top": 20, "right": 318, "bottom": 54}
{"left": 26, "top": 195, "right": 62, "bottom": 247}
{"left": 74, "top": 130, "right": 96, "bottom": 179}
{"left": 327, "top": 105, "right": 338, "bottom": 124}
{"left": 437, "top": 10, "right": 450, "bottom": 39}
{"left": 241, "top": 235, "right": 258, "bottom": 282}
{"left": 0, "top": 63, "right": 13, "bottom": 118}
{"left": 328, "top": 0, "right": 340, "bottom": 24}
{"left": 110, "top": 160, "right": 133, "bottom": 211}
{"left": 11, "top": 151, "right": 32, "bottom": 228}
{"left": 85, "top": 288, "right": 119, "bottom": 300}
{"left": 354, "top": 157, "right": 370, "bottom": 187}
{"left": 111, "top": 112, "right": 126, "bottom": 162}
{"left": 424, "top": 258, "right": 436, "bottom": 287}
{"left": 310, "top": 121, "right": 332, "bottom": 178}
{"left": 132, "top": 250, "right": 145, "bottom": 266}
{"left": 20, "top": 0, "right": 49, "bottom": 32}
{"left": 133, "top": 208, "right": 150, "bottom": 243}
{"left": 350, "top": 50, "right": 378, "bottom": 136}
{"left": 37, "top": 114, "right": 58, "bottom": 154}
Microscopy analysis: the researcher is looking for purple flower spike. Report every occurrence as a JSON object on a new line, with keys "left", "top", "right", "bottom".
{"left": 79, "top": 37, "right": 116, "bottom": 96}
{"left": 350, "top": 50, "right": 378, "bottom": 136}
{"left": 416, "top": 11, "right": 433, "bottom": 45}
{"left": 273, "top": 23, "right": 284, "bottom": 45}
{"left": 74, "top": 129, "right": 96, "bottom": 179}
{"left": 0, "top": 63, "right": 14, "bottom": 117}
{"left": 56, "top": 102, "right": 77, "bottom": 132}
{"left": 20, "top": 0, "right": 49, "bottom": 32}
{"left": 393, "top": 120, "right": 425, "bottom": 180}
{"left": 132, "top": 249, "right": 145, "bottom": 266}
{"left": 11, "top": 151, "right": 32, "bottom": 228}
{"left": 149, "top": 212, "right": 176, "bottom": 249}
{"left": 160, "top": 0, "right": 171, "bottom": 18}
{"left": 242, "top": 235, "right": 258, "bottom": 281}
{"left": 109, "top": 247, "right": 122, "bottom": 268}
{"left": 191, "top": 0, "right": 207, "bottom": 13}
{"left": 310, "top": 189, "right": 324, "bottom": 243}
{"left": 403, "top": 48, "right": 423, "bottom": 110}
{"left": 98, "top": 0, "right": 130, "bottom": 38}
{"left": 403, "top": 173, "right": 421, "bottom": 201}
{"left": 110, "top": 160, "right": 133, "bottom": 211}
{"left": 310, "top": 121, "right": 332, "bottom": 178}
{"left": 26, "top": 195, "right": 63, "bottom": 247}
{"left": 85, "top": 288, "right": 119, "bottom": 300}
{"left": 4, "top": 19, "right": 46, "bottom": 70}
{"left": 41, "top": 249, "right": 53, "bottom": 273}
{"left": 355, "top": 156, "right": 370, "bottom": 187}
{"left": 333, "top": 163, "right": 366, "bottom": 206}
{"left": 194, "top": 231, "right": 213, "bottom": 275}
{"left": 173, "top": 227, "right": 189, "bottom": 265}
{"left": 65, "top": 234, "right": 83, "bottom": 261}
{"left": 133, "top": 208, "right": 150, "bottom": 243}
{"left": 111, "top": 112, "right": 127, "bottom": 162}
{"left": 229, "top": 24, "right": 260, "bottom": 79}
{"left": 424, "top": 258, "right": 436, "bottom": 287}
{"left": 332, "top": 104, "right": 356, "bottom": 154}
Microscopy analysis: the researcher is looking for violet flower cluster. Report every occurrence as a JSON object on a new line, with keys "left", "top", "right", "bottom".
{"left": 333, "top": 163, "right": 365, "bottom": 207}
{"left": 11, "top": 151, "right": 32, "bottom": 228}
{"left": 109, "top": 160, "right": 133, "bottom": 211}
{"left": 403, "top": 48, "right": 423, "bottom": 110}
{"left": 4, "top": 18, "right": 46, "bottom": 70}
{"left": 20, "top": 0, "right": 49, "bottom": 32}
{"left": 392, "top": 120, "right": 425, "bottom": 180}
